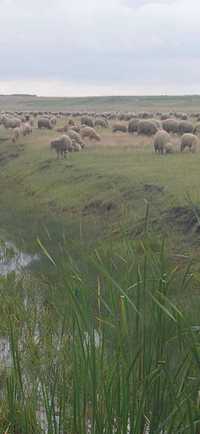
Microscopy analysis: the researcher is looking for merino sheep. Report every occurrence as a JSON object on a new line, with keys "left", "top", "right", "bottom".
{"left": 162, "top": 119, "right": 179, "bottom": 134}
{"left": 50, "top": 135, "right": 73, "bottom": 158}
{"left": 154, "top": 130, "right": 171, "bottom": 154}
{"left": 80, "top": 126, "right": 101, "bottom": 141}
{"left": 38, "top": 117, "right": 53, "bottom": 129}
{"left": 137, "top": 120, "right": 158, "bottom": 136}
{"left": 179, "top": 121, "right": 193, "bottom": 135}
{"left": 128, "top": 118, "right": 140, "bottom": 133}
{"left": 81, "top": 116, "right": 94, "bottom": 128}
{"left": 112, "top": 123, "right": 127, "bottom": 133}
{"left": 180, "top": 133, "right": 198, "bottom": 153}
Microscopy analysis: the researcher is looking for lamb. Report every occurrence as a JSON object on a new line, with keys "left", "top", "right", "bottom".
{"left": 180, "top": 134, "right": 198, "bottom": 153}
{"left": 137, "top": 120, "right": 158, "bottom": 136}
{"left": 80, "top": 127, "right": 101, "bottom": 141}
{"left": 112, "top": 123, "right": 127, "bottom": 133}
{"left": 154, "top": 130, "right": 171, "bottom": 154}
{"left": 50, "top": 135, "right": 73, "bottom": 158}
{"left": 38, "top": 117, "right": 53, "bottom": 129}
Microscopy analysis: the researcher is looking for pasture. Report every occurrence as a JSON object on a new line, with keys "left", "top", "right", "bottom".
{"left": 0, "top": 98, "right": 200, "bottom": 433}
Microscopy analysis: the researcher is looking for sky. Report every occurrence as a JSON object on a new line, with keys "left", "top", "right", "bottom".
{"left": 0, "top": 0, "right": 199, "bottom": 96}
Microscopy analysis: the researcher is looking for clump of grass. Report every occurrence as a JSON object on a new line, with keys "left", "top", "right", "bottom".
{"left": 0, "top": 232, "right": 199, "bottom": 433}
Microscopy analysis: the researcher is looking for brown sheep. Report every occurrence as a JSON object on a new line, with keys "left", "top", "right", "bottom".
{"left": 180, "top": 134, "right": 198, "bottom": 153}
{"left": 80, "top": 127, "right": 101, "bottom": 141}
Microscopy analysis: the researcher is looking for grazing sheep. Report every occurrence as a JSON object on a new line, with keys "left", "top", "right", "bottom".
{"left": 128, "top": 118, "right": 140, "bottom": 133}
{"left": 179, "top": 121, "right": 193, "bottom": 135}
{"left": 80, "top": 126, "right": 100, "bottom": 141}
{"left": 22, "top": 123, "right": 32, "bottom": 136}
{"left": 154, "top": 130, "right": 171, "bottom": 154}
{"left": 180, "top": 133, "right": 198, "bottom": 153}
{"left": 11, "top": 127, "right": 21, "bottom": 143}
{"left": 162, "top": 119, "right": 179, "bottom": 134}
{"left": 81, "top": 116, "right": 94, "bottom": 128}
{"left": 3, "top": 117, "right": 21, "bottom": 129}
{"left": 38, "top": 117, "right": 53, "bottom": 129}
{"left": 137, "top": 120, "right": 158, "bottom": 136}
{"left": 112, "top": 123, "right": 127, "bottom": 133}
{"left": 95, "top": 118, "right": 109, "bottom": 128}
{"left": 50, "top": 135, "right": 73, "bottom": 158}
{"left": 68, "top": 129, "right": 85, "bottom": 148}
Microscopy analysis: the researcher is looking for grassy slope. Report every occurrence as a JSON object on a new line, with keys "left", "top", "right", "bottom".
{"left": 1, "top": 94, "right": 200, "bottom": 112}
{"left": 1, "top": 124, "right": 200, "bottom": 257}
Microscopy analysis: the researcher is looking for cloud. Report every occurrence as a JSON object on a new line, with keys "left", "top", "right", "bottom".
{"left": 0, "top": 0, "right": 199, "bottom": 95}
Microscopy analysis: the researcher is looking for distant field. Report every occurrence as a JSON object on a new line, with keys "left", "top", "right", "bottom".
{"left": 1, "top": 94, "right": 200, "bottom": 112}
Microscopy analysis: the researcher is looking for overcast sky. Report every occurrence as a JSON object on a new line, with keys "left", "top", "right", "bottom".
{"left": 0, "top": 0, "right": 199, "bottom": 96}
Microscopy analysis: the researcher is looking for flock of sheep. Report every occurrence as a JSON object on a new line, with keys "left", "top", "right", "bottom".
{"left": 1, "top": 109, "right": 200, "bottom": 157}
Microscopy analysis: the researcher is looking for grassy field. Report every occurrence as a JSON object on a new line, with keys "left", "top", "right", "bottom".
{"left": 0, "top": 111, "right": 200, "bottom": 432}
{"left": 1, "top": 94, "right": 200, "bottom": 112}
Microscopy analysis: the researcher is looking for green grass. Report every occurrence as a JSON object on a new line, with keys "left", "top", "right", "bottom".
{"left": 1, "top": 119, "right": 200, "bottom": 432}
{"left": 0, "top": 237, "right": 200, "bottom": 433}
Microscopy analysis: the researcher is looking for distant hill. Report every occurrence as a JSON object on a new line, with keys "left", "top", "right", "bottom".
{"left": 0, "top": 94, "right": 200, "bottom": 112}
{"left": 1, "top": 94, "right": 38, "bottom": 97}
